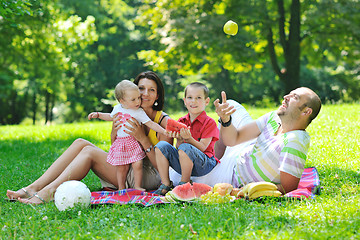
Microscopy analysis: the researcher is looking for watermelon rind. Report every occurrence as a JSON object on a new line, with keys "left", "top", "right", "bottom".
{"left": 165, "top": 192, "right": 177, "bottom": 203}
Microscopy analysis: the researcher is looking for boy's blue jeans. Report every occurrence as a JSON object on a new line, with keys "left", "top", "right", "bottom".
{"left": 155, "top": 141, "right": 217, "bottom": 177}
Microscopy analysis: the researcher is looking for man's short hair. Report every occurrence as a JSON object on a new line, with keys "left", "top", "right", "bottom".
{"left": 303, "top": 87, "right": 322, "bottom": 124}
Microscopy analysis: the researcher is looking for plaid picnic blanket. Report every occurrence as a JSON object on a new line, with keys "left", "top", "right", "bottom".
{"left": 91, "top": 189, "right": 164, "bottom": 207}
{"left": 91, "top": 167, "right": 320, "bottom": 206}
{"left": 285, "top": 167, "right": 321, "bottom": 199}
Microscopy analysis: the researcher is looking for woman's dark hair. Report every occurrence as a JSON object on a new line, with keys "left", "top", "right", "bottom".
{"left": 133, "top": 71, "right": 164, "bottom": 111}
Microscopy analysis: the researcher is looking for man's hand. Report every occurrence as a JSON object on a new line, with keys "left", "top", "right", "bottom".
{"left": 213, "top": 91, "right": 236, "bottom": 123}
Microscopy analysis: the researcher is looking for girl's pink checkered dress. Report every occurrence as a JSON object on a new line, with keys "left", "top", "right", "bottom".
{"left": 107, "top": 136, "right": 146, "bottom": 166}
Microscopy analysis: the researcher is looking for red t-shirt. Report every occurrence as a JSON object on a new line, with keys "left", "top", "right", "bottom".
{"left": 178, "top": 111, "right": 220, "bottom": 162}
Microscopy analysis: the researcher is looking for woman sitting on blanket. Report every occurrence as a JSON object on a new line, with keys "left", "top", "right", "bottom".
{"left": 6, "top": 71, "right": 173, "bottom": 204}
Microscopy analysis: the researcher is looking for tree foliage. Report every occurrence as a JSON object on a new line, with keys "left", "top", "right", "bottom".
{"left": 137, "top": 0, "right": 360, "bottom": 101}
{"left": 0, "top": 0, "right": 359, "bottom": 125}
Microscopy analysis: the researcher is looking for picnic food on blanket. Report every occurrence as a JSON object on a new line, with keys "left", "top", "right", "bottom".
{"left": 242, "top": 181, "right": 282, "bottom": 200}
{"left": 169, "top": 182, "right": 196, "bottom": 201}
{"left": 166, "top": 118, "right": 188, "bottom": 133}
{"left": 192, "top": 182, "right": 213, "bottom": 198}
{"left": 230, "top": 188, "right": 241, "bottom": 197}
{"left": 54, "top": 180, "right": 91, "bottom": 211}
{"left": 248, "top": 190, "right": 282, "bottom": 200}
{"left": 223, "top": 20, "right": 238, "bottom": 36}
{"left": 200, "top": 191, "right": 236, "bottom": 204}
{"left": 159, "top": 182, "right": 246, "bottom": 204}
{"left": 160, "top": 182, "right": 213, "bottom": 202}
{"left": 213, "top": 183, "right": 233, "bottom": 196}
{"left": 236, "top": 188, "right": 245, "bottom": 198}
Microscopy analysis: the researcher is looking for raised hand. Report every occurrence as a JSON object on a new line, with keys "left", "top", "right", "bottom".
{"left": 213, "top": 91, "right": 236, "bottom": 122}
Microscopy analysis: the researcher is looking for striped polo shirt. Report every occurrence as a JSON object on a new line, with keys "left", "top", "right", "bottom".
{"left": 234, "top": 111, "right": 310, "bottom": 185}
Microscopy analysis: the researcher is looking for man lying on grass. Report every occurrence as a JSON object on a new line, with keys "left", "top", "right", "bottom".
{"left": 210, "top": 87, "right": 322, "bottom": 194}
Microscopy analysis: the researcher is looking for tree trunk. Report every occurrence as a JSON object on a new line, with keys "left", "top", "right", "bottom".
{"left": 45, "top": 91, "right": 50, "bottom": 125}
{"left": 266, "top": 0, "right": 301, "bottom": 94}
{"left": 49, "top": 93, "right": 55, "bottom": 124}
{"left": 32, "top": 92, "right": 37, "bottom": 125}
{"left": 284, "top": 0, "right": 301, "bottom": 93}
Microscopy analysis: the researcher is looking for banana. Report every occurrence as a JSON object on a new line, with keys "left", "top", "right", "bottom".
{"left": 241, "top": 183, "right": 252, "bottom": 196}
{"left": 246, "top": 182, "right": 278, "bottom": 197}
{"left": 248, "top": 190, "right": 282, "bottom": 200}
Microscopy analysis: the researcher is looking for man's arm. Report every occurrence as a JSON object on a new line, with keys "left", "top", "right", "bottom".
{"left": 214, "top": 91, "right": 261, "bottom": 146}
{"left": 277, "top": 171, "right": 300, "bottom": 194}
{"left": 220, "top": 121, "right": 260, "bottom": 147}
{"left": 214, "top": 136, "right": 226, "bottom": 159}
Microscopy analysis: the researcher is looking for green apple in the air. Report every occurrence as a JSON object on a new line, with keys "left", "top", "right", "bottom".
{"left": 223, "top": 20, "right": 238, "bottom": 36}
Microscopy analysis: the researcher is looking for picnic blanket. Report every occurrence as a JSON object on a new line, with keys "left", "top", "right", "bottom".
{"left": 91, "top": 167, "right": 320, "bottom": 206}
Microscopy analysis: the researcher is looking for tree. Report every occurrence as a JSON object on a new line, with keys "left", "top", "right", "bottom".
{"left": 0, "top": 0, "right": 97, "bottom": 125}
{"left": 136, "top": 0, "right": 360, "bottom": 101}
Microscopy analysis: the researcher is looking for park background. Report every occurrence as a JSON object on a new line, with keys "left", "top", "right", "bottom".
{"left": 1, "top": 0, "right": 359, "bottom": 126}
{"left": 1, "top": 1, "right": 360, "bottom": 239}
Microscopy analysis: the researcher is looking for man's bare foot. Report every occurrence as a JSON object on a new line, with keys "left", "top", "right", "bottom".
{"left": 6, "top": 188, "right": 34, "bottom": 200}
{"left": 135, "top": 186, "right": 146, "bottom": 192}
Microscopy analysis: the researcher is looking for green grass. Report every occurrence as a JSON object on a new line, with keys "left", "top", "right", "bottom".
{"left": 1, "top": 104, "right": 359, "bottom": 239}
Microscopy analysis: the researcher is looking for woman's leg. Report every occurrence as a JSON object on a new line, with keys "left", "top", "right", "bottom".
{"left": 132, "top": 160, "right": 145, "bottom": 191}
{"left": 18, "top": 144, "right": 118, "bottom": 204}
{"left": 154, "top": 143, "right": 173, "bottom": 187}
{"left": 7, "top": 138, "right": 95, "bottom": 200}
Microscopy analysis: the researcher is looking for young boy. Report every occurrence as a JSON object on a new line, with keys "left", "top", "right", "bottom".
{"left": 154, "top": 82, "right": 219, "bottom": 195}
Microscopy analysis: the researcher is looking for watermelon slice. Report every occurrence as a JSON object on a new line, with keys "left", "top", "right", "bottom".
{"left": 169, "top": 182, "right": 196, "bottom": 202}
{"left": 166, "top": 118, "right": 188, "bottom": 133}
{"left": 192, "top": 182, "right": 213, "bottom": 198}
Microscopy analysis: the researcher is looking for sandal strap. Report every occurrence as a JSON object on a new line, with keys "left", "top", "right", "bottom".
{"left": 21, "top": 188, "right": 31, "bottom": 198}
{"left": 154, "top": 182, "right": 173, "bottom": 195}
{"left": 158, "top": 183, "right": 173, "bottom": 191}
{"left": 32, "top": 193, "right": 47, "bottom": 203}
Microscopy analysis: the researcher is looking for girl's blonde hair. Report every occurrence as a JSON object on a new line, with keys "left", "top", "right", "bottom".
{"left": 114, "top": 80, "right": 139, "bottom": 101}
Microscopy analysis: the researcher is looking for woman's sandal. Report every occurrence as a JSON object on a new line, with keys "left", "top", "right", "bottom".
{"left": 5, "top": 188, "right": 32, "bottom": 202}
{"left": 19, "top": 193, "right": 47, "bottom": 205}
{"left": 154, "top": 182, "right": 174, "bottom": 196}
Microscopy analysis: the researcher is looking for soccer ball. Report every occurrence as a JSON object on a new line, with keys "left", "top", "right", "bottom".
{"left": 54, "top": 180, "right": 91, "bottom": 211}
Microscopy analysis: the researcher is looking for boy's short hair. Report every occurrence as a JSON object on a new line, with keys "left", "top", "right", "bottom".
{"left": 115, "top": 80, "right": 139, "bottom": 101}
{"left": 184, "top": 82, "right": 209, "bottom": 98}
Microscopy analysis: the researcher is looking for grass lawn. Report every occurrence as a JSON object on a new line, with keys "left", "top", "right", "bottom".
{"left": 0, "top": 104, "right": 359, "bottom": 239}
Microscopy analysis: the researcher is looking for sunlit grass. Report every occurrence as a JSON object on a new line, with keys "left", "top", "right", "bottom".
{"left": 0, "top": 104, "right": 359, "bottom": 239}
